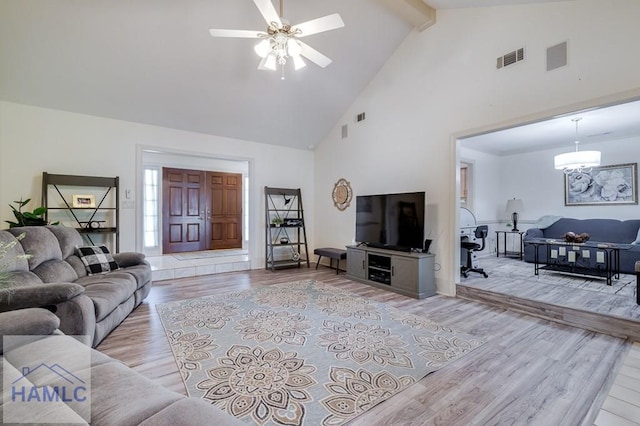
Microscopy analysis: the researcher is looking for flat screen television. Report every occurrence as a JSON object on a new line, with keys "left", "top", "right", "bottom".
{"left": 355, "top": 191, "right": 426, "bottom": 252}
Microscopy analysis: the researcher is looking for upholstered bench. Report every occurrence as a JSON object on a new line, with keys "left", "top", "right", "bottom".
{"left": 314, "top": 248, "right": 347, "bottom": 274}
{"left": 636, "top": 261, "right": 640, "bottom": 305}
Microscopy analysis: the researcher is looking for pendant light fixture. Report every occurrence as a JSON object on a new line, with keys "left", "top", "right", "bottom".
{"left": 554, "top": 117, "right": 601, "bottom": 174}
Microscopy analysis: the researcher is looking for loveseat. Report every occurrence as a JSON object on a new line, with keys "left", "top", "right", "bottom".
{"left": 523, "top": 217, "right": 640, "bottom": 274}
{"left": 0, "top": 308, "right": 243, "bottom": 424}
{"left": 0, "top": 225, "right": 151, "bottom": 347}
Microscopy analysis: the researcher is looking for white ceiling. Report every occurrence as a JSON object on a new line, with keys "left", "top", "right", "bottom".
{"left": 0, "top": 0, "right": 413, "bottom": 150}
{"left": 461, "top": 99, "right": 640, "bottom": 156}
{"left": 0, "top": 0, "right": 582, "bottom": 151}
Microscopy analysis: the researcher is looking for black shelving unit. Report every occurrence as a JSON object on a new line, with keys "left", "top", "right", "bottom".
{"left": 264, "top": 187, "right": 309, "bottom": 271}
{"left": 42, "top": 172, "right": 120, "bottom": 252}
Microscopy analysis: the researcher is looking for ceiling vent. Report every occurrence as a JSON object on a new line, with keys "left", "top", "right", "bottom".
{"left": 497, "top": 48, "right": 524, "bottom": 69}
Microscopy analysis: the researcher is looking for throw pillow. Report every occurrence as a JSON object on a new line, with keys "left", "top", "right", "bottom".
{"left": 75, "top": 245, "right": 120, "bottom": 275}
{"left": 535, "top": 215, "right": 563, "bottom": 229}
{"left": 633, "top": 227, "right": 640, "bottom": 245}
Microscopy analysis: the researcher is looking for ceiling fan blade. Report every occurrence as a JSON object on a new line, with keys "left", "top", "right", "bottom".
{"left": 298, "top": 41, "right": 332, "bottom": 68}
{"left": 253, "top": 0, "right": 282, "bottom": 27}
{"left": 209, "top": 29, "right": 265, "bottom": 38}
{"left": 293, "top": 13, "right": 344, "bottom": 37}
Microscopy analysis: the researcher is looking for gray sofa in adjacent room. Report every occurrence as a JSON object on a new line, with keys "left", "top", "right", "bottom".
{"left": 523, "top": 217, "right": 640, "bottom": 274}
{"left": 1, "top": 225, "right": 151, "bottom": 347}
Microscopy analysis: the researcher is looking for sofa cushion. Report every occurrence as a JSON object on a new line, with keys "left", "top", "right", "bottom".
{"left": 75, "top": 275, "right": 137, "bottom": 321}
{"left": 116, "top": 265, "right": 153, "bottom": 290}
{"left": 1, "top": 360, "right": 87, "bottom": 423}
{"left": 76, "top": 245, "right": 120, "bottom": 275}
{"left": 0, "top": 308, "right": 60, "bottom": 353}
{"left": 113, "top": 252, "right": 146, "bottom": 268}
{"left": 8, "top": 227, "right": 62, "bottom": 270}
{"left": 31, "top": 259, "right": 79, "bottom": 283}
{"left": 46, "top": 225, "right": 85, "bottom": 258}
{"left": 0, "top": 231, "right": 30, "bottom": 272}
{"left": 0, "top": 282, "right": 85, "bottom": 313}
{"left": 66, "top": 255, "right": 89, "bottom": 278}
{"left": 89, "top": 362, "right": 184, "bottom": 425}
{"left": 534, "top": 215, "right": 563, "bottom": 229}
{"left": 544, "top": 218, "right": 631, "bottom": 243}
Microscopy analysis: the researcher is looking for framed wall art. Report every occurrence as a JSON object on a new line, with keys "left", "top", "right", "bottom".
{"left": 332, "top": 178, "right": 353, "bottom": 211}
{"left": 564, "top": 163, "right": 637, "bottom": 206}
{"left": 72, "top": 194, "right": 96, "bottom": 208}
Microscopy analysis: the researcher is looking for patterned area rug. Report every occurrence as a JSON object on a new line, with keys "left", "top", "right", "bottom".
{"left": 156, "top": 280, "right": 484, "bottom": 425}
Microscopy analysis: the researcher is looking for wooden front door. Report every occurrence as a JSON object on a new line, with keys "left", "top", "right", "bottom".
{"left": 207, "top": 171, "right": 243, "bottom": 250}
{"left": 162, "top": 168, "right": 207, "bottom": 253}
{"left": 162, "top": 168, "right": 243, "bottom": 253}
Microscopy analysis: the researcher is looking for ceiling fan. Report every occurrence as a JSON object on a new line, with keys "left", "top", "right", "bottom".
{"left": 209, "top": 0, "right": 344, "bottom": 76}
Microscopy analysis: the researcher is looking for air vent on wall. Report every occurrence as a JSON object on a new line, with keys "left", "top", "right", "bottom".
{"left": 497, "top": 48, "right": 524, "bottom": 69}
{"left": 547, "top": 41, "right": 568, "bottom": 71}
{"left": 356, "top": 112, "right": 366, "bottom": 122}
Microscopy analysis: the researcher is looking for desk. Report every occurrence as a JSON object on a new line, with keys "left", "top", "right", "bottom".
{"left": 495, "top": 230, "right": 524, "bottom": 260}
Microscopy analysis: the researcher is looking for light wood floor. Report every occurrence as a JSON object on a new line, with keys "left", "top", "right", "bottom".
{"left": 596, "top": 342, "right": 640, "bottom": 425}
{"left": 458, "top": 256, "right": 640, "bottom": 341}
{"left": 97, "top": 267, "right": 631, "bottom": 425}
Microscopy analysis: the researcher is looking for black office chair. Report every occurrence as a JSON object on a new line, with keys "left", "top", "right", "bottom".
{"left": 461, "top": 225, "right": 489, "bottom": 278}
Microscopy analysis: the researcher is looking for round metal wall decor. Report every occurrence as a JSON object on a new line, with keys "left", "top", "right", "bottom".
{"left": 332, "top": 178, "right": 352, "bottom": 211}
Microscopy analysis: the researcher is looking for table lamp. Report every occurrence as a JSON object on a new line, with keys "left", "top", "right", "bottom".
{"left": 505, "top": 198, "right": 524, "bottom": 232}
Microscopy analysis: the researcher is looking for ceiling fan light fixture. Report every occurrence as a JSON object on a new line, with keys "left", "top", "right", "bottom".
{"left": 287, "top": 38, "right": 301, "bottom": 56}
{"left": 208, "top": 0, "right": 344, "bottom": 75}
{"left": 264, "top": 55, "right": 277, "bottom": 70}
{"left": 293, "top": 54, "right": 306, "bottom": 70}
{"left": 254, "top": 39, "right": 271, "bottom": 58}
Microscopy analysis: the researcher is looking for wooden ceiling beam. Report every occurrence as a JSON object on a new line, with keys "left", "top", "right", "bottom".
{"left": 377, "top": 0, "right": 436, "bottom": 31}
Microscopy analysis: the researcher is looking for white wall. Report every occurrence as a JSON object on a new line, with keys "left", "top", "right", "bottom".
{"left": 0, "top": 102, "right": 314, "bottom": 268}
{"left": 460, "top": 148, "right": 503, "bottom": 222}
{"left": 501, "top": 135, "right": 640, "bottom": 221}
{"left": 314, "top": 0, "right": 640, "bottom": 296}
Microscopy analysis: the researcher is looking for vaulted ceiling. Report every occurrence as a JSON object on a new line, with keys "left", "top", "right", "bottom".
{"left": 1, "top": 0, "right": 576, "bottom": 151}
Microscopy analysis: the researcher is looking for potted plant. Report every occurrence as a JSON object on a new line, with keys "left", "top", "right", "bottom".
{"left": 271, "top": 217, "right": 284, "bottom": 227}
{"left": 5, "top": 198, "right": 58, "bottom": 228}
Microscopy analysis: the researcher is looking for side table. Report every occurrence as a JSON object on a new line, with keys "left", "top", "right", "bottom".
{"left": 495, "top": 230, "right": 524, "bottom": 260}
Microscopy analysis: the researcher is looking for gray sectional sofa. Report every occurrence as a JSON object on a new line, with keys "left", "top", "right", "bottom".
{"left": 0, "top": 225, "right": 151, "bottom": 347}
{"left": 0, "top": 308, "right": 243, "bottom": 424}
{"left": 523, "top": 217, "right": 640, "bottom": 274}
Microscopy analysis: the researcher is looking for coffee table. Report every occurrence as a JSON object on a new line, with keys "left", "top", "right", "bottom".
{"left": 525, "top": 238, "right": 632, "bottom": 286}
